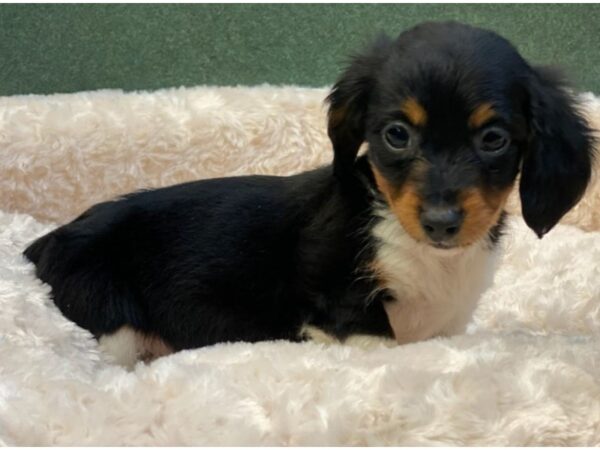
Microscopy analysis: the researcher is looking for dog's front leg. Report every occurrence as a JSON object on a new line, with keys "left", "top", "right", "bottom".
{"left": 383, "top": 298, "right": 452, "bottom": 345}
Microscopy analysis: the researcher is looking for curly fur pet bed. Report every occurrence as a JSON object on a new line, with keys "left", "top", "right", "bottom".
{"left": 0, "top": 86, "right": 599, "bottom": 445}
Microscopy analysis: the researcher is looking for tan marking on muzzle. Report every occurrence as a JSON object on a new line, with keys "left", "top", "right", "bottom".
{"left": 457, "top": 184, "right": 514, "bottom": 245}
{"left": 371, "top": 164, "right": 427, "bottom": 242}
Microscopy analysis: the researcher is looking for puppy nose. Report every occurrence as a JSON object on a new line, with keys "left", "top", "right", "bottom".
{"left": 420, "top": 207, "right": 463, "bottom": 242}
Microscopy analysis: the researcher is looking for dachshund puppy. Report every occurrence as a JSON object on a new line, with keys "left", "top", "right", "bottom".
{"left": 24, "top": 21, "right": 593, "bottom": 363}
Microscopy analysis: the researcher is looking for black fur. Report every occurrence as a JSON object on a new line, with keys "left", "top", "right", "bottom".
{"left": 327, "top": 34, "right": 393, "bottom": 179}
{"left": 520, "top": 67, "right": 595, "bottom": 237}
{"left": 328, "top": 22, "right": 593, "bottom": 237}
{"left": 24, "top": 21, "right": 594, "bottom": 351}
{"left": 25, "top": 159, "right": 393, "bottom": 349}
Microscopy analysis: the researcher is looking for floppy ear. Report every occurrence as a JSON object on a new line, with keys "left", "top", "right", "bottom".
{"left": 326, "top": 35, "right": 392, "bottom": 179}
{"left": 519, "top": 66, "right": 595, "bottom": 238}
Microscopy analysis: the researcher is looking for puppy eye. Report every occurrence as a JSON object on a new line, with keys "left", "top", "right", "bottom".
{"left": 480, "top": 127, "right": 510, "bottom": 153}
{"left": 383, "top": 122, "right": 411, "bottom": 151}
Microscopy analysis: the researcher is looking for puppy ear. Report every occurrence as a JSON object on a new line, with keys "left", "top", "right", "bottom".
{"left": 326, "top": 35, "right": 392, "bottom": 179}
{"left": 519, "top": 66, "right": 595, "bottom": 238}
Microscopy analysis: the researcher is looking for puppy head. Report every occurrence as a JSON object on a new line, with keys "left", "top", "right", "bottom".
{"left": 327, "top": 21, "right": 594, "bottom": 248}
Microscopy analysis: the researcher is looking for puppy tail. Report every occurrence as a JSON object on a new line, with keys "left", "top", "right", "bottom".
{"left": 24, "top": 229, "right": 146, "bottom": 337}
{"left": 23, "top": 232, "right": 51, "bottom": 265}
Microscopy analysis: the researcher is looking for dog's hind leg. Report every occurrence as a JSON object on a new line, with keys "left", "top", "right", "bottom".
{"left": 24, "top": 228, "right": 147, "bottom": 342}
{"left": 98, "top": 326, "right": 173, "bottom": 369}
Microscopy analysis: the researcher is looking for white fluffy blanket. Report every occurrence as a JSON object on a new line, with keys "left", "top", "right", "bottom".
{"left": 1, "top": 87, "right": 599, "bottom": 445}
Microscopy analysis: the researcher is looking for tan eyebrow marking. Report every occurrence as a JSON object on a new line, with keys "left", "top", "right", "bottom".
{"left": 469, "top": 103, "right": 497, "bottom": 128}
{"left": 400, "top": 97, "right": 427, "bottom": 127}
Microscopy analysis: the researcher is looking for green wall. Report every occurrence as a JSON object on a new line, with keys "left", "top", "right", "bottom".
{"left": 0, "top": 4, "right": 598, "bottom": 96}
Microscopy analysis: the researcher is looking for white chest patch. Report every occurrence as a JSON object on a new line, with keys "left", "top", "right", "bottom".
{"left": 371, "top": 208, "right": 499, "bottom": 344}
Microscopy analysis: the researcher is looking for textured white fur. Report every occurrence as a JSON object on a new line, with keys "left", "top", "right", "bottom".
{"left": 0, "top": 86, "right": 599, "bottom": 445}
{"left": 373, "top": 208, "right": 499, "bottom": 344}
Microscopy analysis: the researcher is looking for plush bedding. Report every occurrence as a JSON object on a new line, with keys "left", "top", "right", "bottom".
{"left": 0, "top": 86, "right": 598, "bottom": 445}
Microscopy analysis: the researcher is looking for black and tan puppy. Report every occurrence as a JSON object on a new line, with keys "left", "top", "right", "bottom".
{"left": 25, "top": 21, "right": 593, "bottom": 362}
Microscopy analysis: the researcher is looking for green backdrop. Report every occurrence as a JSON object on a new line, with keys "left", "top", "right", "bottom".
{"left": 0, "top": 4, "right": 598, "bottom": 96}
